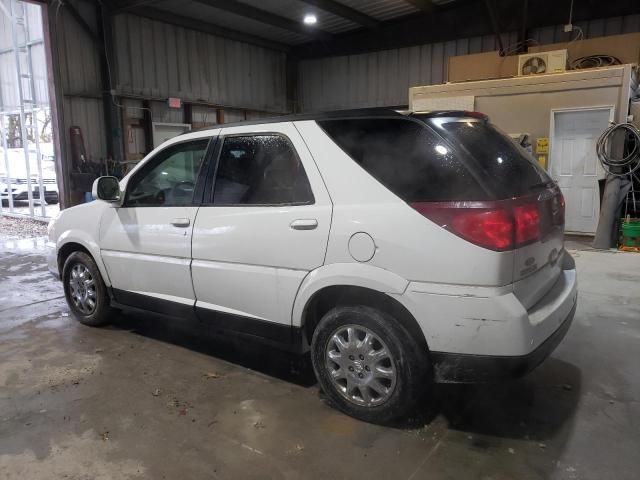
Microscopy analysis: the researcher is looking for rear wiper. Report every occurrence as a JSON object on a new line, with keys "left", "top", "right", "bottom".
{"left": 528, "top": 180, "right": 554, "bottom": 191}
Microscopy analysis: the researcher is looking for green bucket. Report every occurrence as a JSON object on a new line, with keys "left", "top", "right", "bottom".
{"left": 622, "top": 220, "right": 640, "bottom": 247}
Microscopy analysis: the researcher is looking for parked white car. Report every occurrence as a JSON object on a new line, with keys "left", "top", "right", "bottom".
{"left": 0, "top": 176, "right": 59, "bottom": 204}
{"left": 47, "top": 110, "right": 577, "bottom": 422}
{"left": 1, "top": 146, "right": 59, "bottom": 204}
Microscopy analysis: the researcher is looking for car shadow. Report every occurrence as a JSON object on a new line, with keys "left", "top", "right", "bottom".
{"left": 110, "top": 309, "right": 317, "bottom": 387}
{"left": 111, "top": 309, "right": 581, "bottom": 442}
{"left": 397, "top": 358, "right": 582, "bottom": 442}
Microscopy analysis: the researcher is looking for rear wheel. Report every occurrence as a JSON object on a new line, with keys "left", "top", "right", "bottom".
{"left": 311, "top": 305, "right": 431, "bottom": 424}
{"left": 62, "top": 251, "right": 113, "bottom": 327}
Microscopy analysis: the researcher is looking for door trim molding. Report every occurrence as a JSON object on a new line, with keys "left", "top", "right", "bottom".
{"left": 197, "top": 300, "right": 268, "bottom": 321}
{"left": 111, "top": 288, "right": 196, "bottom": 319}
{"left": 108, "top": 288, "right": 306, "bottom": 352}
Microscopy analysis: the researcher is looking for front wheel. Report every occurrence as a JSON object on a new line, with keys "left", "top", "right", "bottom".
{"left": 62, "top": 251, "right": 113, "bottom": 327}
{"left": 311, "top": 305, "right": 431, "bottom": 424}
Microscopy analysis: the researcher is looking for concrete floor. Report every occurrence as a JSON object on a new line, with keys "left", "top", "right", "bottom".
{"left": 1, "top": 200, "right": 60, "bottom": 219}
{"left": 1, "top": 237, "right": 639, "bottom": 480}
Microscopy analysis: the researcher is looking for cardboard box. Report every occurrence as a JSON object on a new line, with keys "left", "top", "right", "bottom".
{"left": 447, "top": 50, "right": 519, "bottom": 83}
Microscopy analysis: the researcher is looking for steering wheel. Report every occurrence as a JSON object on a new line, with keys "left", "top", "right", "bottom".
{"left": 171, "top": 181, "right": 195, "bottom": 201}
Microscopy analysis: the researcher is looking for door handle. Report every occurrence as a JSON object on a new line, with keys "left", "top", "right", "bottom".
{"left": 170, "top": 218, "right": 191, "bottom": 228}
{"left": 290, "top": 219, "right": 318, "bottom": 230}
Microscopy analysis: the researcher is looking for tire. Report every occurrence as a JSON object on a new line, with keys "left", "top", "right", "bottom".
{"left": 311, "top": 305, "right": 431, "bottom": 424}
{"left": 62, "top": 251, "right": 113, "bottom": 327}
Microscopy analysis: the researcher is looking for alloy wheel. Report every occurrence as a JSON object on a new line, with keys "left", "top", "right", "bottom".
{"left": 325, "top": 324, "right": 397, "bottom": 407}
{"left": 68, "top": 263, "right": 97, "bottom": 315}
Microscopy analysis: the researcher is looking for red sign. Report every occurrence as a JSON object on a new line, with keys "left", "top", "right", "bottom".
{"left": 168, "top": 97, "right": 181, "bottom": 109}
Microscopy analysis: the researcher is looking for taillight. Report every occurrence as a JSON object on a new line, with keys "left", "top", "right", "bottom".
{"left": 514, "top": 204, "right": 540, "bottom": 246}
{"left": 411, "top": 197, "right": 546, "bottom": 251}
{"left": 450, "top": 209, "right": 513, "bottom": 250}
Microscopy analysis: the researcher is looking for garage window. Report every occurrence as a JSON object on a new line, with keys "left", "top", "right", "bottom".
{"left": 212, "top": 135, "right": 314, "bottom": 205}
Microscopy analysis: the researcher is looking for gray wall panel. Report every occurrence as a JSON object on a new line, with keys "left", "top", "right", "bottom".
{"left": 57, "top": 1, "right": 102, "bottom": 96}
{"left": 63, "top": 97, "right": 106, "bottom": 162}
{"left": 52, "top": 1, "right": 106, "bottom": 176}
{"left": 529, "top": 14, "right": 640, "bottom": 44}
{"left": 113, "top": 13, "right": 288, "bottom": 113}
{"left": 151, "top": 100, "right": 184, "bottom": 123}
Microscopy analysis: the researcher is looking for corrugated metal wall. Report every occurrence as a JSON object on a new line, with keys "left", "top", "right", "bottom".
{"left": 112, "top": 13, "right": 288, "bottom": 114}
{"left": 49, "top": 3, "right": 289, "bottom": 162}
{"left": 192, "top": 105, "right": 218, "bottom": 125}
{"left": 53, "top": 0, "right": 105, "bottom": 162}
{"left": 299, "top": 31, "right": 513, "bottom": 111}
{"left": 62, "top": 96, "right": 107, "bottom": 162}
{"left": 531, "top": 14, "right": 640, "bottom": 44}
{"left": 299, "top": 14, "right": 640, "bottom": 112}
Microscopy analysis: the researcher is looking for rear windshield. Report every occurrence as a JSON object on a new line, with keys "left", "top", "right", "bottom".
{"left": 427, "top": 117, "right": 552, "bottom": 197}
{"left": 318, "top": 118, "right": 490, "bottom": 202}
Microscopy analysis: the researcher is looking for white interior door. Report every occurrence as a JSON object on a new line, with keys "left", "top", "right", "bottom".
{"left": 551, "top": 108, "right": 611, "bottom": 234}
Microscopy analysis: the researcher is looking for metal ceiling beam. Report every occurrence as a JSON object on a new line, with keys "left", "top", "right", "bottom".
{"left": 112, "top": 0, "right": 164, "bottom": 13}
{"left": 297, "top": 0, "right": 380, "bottom": 29}
{"left": 403, "top": 0, "right": 437, "bottom": 13}
{"left": 483, "top": 0, "right": 504, "bottom": 54}
{"left": 63, "top": 0, "right": 102, "bottom": 45}
{"left": 191, "top": 0, "right": 333, "bottom": 41}
{"left": 126, "top": 6, "right": 291, "bottom": 52}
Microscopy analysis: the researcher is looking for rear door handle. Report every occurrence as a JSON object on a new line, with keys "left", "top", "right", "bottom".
{"left": 290, "top": 219, "right": 318, "bottom": 230}
{"left": 170, "top": 218, "right": 190, "bottom": 228}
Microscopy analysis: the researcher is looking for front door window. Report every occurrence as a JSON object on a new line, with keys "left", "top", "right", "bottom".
{"left": 126, "top": 139, "right": 210, "bottom": 207}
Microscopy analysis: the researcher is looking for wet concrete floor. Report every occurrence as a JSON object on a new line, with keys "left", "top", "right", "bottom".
{"left": 1, "top": 237, "right": 639, "bottom": 479}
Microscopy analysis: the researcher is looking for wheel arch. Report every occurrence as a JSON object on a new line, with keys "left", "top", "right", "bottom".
{"left": 57, "top": 242, "right": 91, "bottom": 276}
{"left": 296, "top": 272, "right": 428, "bottom": 354}
{"left": 56, "top": 233, "right": 111, "bottom": 287}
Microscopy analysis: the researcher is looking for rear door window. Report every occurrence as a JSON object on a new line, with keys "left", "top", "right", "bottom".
{"left": 318, "top": 118, "right": 491, "bottom": 202}
{"left": 212, "top": 135, "right": 314, "bottom": 205}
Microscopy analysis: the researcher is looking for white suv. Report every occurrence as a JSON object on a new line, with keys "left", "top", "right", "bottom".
{"left": 47, "top": 109, "right": 577, "bottom": 423}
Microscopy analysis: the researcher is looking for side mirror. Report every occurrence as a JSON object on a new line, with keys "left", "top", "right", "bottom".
{"left": 92, "top": 176, "right": 121, "bottom": 202}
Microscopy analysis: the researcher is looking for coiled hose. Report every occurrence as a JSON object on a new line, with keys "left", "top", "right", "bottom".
{"left": 596, "top": 122, "right": 640, "bottom": 176}
{"left": 570, "top": 55, "right": 621, "bottom": 70}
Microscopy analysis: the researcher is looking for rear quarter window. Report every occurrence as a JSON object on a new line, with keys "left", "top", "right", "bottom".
{"left": 318, "top": 118, "right": 490, "bottom": 202}
{"left": 430, "top": 118, "right": 552, "bottom": 198}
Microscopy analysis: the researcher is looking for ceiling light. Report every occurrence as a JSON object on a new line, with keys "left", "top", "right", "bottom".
{"left": 303, "top": 14, "right": 317, "bottom": 25}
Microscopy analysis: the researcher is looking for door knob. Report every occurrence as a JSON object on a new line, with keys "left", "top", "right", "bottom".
{"left": 170, "top": 218, "right": 190, "bottom": 227}
{"left": 290, "top": 219, "right": 318, "bottom": 230}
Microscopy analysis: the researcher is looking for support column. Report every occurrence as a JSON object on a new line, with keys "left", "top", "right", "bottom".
{"left": 96, "top": 3, "right": 123, "bottom": 164}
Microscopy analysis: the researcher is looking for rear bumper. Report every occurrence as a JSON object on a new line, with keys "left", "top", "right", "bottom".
{"left": 395, "top": 252, "right": 578, "bottom": 382}
{"left": 431, "top": 300, "right": 575, "bottom": 382}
